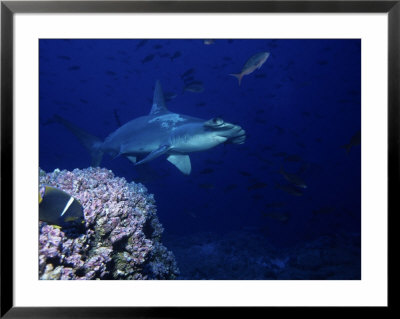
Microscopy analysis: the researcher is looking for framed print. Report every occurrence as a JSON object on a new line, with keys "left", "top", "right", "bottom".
{"left": 1, "top": 0, "right": 395, "bottom": 317}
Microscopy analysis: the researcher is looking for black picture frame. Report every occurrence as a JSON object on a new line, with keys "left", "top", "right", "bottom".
{"left": 1, "top": 1, "right": 395, "bottom": 317}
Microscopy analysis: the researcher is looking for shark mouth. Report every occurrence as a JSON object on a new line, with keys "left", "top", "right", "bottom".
{"left": 226, "top": 128, "right": 246, "bottom": 144}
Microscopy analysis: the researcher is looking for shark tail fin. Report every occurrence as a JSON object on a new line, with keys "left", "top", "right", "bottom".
{"left": 229, "top": 73, "right": 243, "bottom": 86}
{"left": 53, "top": 115, "right": 104, "bottom": 166}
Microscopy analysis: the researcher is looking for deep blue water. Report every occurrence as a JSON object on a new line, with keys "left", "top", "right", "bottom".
{"left": 39, "top": 39, "right": 361, "bottom": 279}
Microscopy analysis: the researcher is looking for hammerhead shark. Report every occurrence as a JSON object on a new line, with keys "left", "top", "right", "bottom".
{"left": 54, "top": 80, "right": 246, "bottom": 174}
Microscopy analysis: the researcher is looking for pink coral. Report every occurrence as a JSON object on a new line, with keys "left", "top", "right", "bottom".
{"left": 39, "top": 167, "right": 179, "bottom": 280}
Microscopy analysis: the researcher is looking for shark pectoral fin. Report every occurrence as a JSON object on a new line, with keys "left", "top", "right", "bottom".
{"left": 126, "top": 155, "right": 137, "bottom": 164}
{"left": 135, "top": 145, "right": 170, "bottom": 165}
{"left": 167, "top": 154, "right": 191, "bottom": 175}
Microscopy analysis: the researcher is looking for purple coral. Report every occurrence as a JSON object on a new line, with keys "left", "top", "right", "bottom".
{"left": 39, "top": 167, "right": 179, "bottom": 280}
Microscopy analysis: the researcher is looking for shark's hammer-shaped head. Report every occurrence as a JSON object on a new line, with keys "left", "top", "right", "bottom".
{"left": 168, "top": 117, "right": 245, "bottom": 154}
{"left": 203, "top": 117, "right": 246, "bottom": 145}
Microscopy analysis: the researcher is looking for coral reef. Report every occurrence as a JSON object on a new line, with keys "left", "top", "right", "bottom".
{"left": 39, "top": 167, "right": 179, "bottom": 280}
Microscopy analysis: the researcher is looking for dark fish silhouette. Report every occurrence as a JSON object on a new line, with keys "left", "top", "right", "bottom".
{"left": 247, "top": 182, "right": 267, "bottom": 190}
{"left": 181, "top": 68, "right": 195, "bottom": 79}
{"left": 136, "top": 39, "right": 148, "bottom": 50}
{"left": 341, "top": 130, "right": 361, "bottom": 154}
{"left": 272, "top": 152, "right": 288, "bottom": 157}
{"left": 198, "top": 183, "right": 215, "bottom": 190}
{"left": 57, "top": 55, "right": 71, "bottom": 60}
{"left": 142, "top": 54, "right": 155, "bottom": 63}
{"left": 204, "top": 159, "right": 223, "bottom": 165}
{"left": 279, "top": 165, "right": 307, "bottom": 189}
{"left": 183, "top": 81, "right": 204, "bottom": 93}
{"left": 200, "top": 168, "right": 214, "bottom": 174}
{"left": 170, "top": 51, "right": 181, "bottom": 61}
{"left": 284, "top": 154, "right": 303, "bottom": 162}
{"left": 312, "top": 206, "right": 335, "bottom": 215}
{"left": 265, "top": 202, "right": 286, "bottom": 208}
{"left": 262, "top": 211, "right": 290, "bottom": 223}
{"left": 113, "top": 109, "right": 121, "bottom": 127}
{"left": 238, "top": 170, "right": 252, "bottom": 177}
{"left": 275, "top": 183, "right": 303, "bottom": 196}
{"left": 224, "top": 184, "right": 237, "bottom": 191}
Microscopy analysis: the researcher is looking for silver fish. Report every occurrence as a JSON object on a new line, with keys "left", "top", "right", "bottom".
{"left": 229, "top": 52, "right": 270, "bottom": 86}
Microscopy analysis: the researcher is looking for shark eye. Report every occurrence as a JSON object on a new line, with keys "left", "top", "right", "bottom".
{"left": 213, "top": 117, "right": 223, "bottom": 125}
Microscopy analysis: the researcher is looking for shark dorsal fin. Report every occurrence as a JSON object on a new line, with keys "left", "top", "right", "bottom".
{"left": 149, "top": 80, "right": 169, "bottom": 115}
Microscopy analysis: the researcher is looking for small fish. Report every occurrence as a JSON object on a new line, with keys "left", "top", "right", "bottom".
{"left": 39, "top": 185, "right": 84, "bottom": 227}
{"left": 135, "top": 39, "right": 148, "bottom": 50}
{"left": 279, "top": 165, "right": 307, "bottom": 189}
{"left": 184, "top": 210, "right": 197, "bottom": 219}
{"left": 113, "top": 109, "right": 122, "bottom": 127}
{"left": 312, "top": 206, "right": 335, "bottom": 215}
{"left": 275, "top": 183, "right": 303, "bottom": 196}
{"left": 200, "top": 168, "right": 214, "bottom": 174}
{"left": 198, "top": 183, "right": 215, "bottom": 190}
{"left": 224, "top": 184, "right": 237, "bottom": 191}
{"left": 265, "top": 202, "right": 286, "bottom": 208}
{"left": 183, "top": 76, "right": 195, "bottom": 84}
{"left": 284, "top": 154, "right": 303, "bottom": 162}
{"left": 272, "top": 152, "right": 288, "bottom": 157}
{"left": 254, "top": 118, "right": 267, "bottom": 124}
{"left": 229, "top": 52, "right": 270, "bottom": 86}
{"left": 273, "top": 126, "right": 285, "bottom": 135}
{"left": 170, "top": 51, "right": 181, "bottom": 61}
{"left": 296, "top": 141, "right": 306, "bottom": 149}
{"left": 106, "top": 70, "right": 116, "bottom": 76}
{"left": 261, "top": 145, "right": 274, "bottom": 151}
{"left": 181, "top": 68, "right": 195, "bottom": 79}
{"left": 238, "top": 170, "right": 252, "bottom": 177}
{"left": 341, "top": 130, "right": 361, "bottom": 154}
{"left": 68, "top": 65, "right": 80, "bottom": 71}
{"left": 164, "top": 92, "right": 177, "bottom": 102}
{"left": 183, "top": 82, "right": 204, "bottom": 93}
{"left": 252, "top": 194, "right": 263, "bottom": 200}
{"left": 57, "top": 55, "right": 71, "bottom": 60}
{"left": 203, "top": 39, "right": 215, "bottom": 45}
{"left": 262, "top": 211, "right": 290, "bottom": 223}
{"left": 247, "top": 182, "right": 267, "bottom": 190}
{"left": 141, "top": 54, "right": 154, "bottom": 63}
{"left": 204, "top": 159, "right": 223, "bottom": 165}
